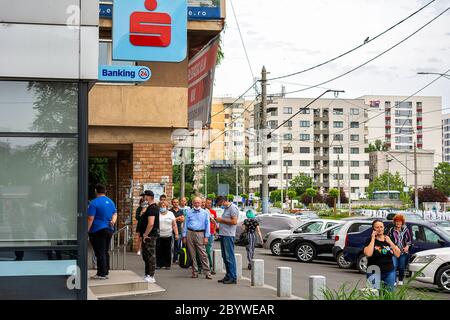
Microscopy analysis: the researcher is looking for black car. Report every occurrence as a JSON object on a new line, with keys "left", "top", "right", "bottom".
{"left": 279, "top": 224, "right": 343, "bottom": 263}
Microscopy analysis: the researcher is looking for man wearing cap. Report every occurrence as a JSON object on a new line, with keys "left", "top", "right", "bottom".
{"left": 182, "top": 197, "right": 212, "bottom": 279}
{"left": 139, "top": 190, "right": 160, "bottom": 283}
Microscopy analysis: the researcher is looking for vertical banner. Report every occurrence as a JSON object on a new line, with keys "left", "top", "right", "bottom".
{"left": 188, "top": 36, "right": 220, "bottom": 130}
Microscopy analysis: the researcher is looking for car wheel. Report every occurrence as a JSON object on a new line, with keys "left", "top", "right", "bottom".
{"left": 270, "top": 239, "right": 282, "bottom": 256}
{"left": 356, "top": 254, "right": 368, "bottom": 274}
{"left": 436, "top": 266, "right": 450, "bottom": 292}
{"left": 336, "top": 251, "right": 354, "bottom": 269}
{"left": 295, "top": 243, "right": 316, "bottom": 263}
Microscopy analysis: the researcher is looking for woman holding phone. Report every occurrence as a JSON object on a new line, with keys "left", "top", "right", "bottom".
{"left": 363, "top": 219, "right": 401, "bottom": 291}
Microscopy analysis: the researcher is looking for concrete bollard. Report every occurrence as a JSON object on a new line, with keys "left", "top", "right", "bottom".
{"left": 235, "top": 254, "right": 242, "bottom": 280}
{"left": 277, "top": 267, "right": 292, "bottom": 298}
{"left": 309, "top": 275, "right": 326, "bottom": 300}
{"left": 213, "top": 249, "right": 224, "bottom": 273}
{"left": 251, "top": 259, "right": 264, "bottom": 287}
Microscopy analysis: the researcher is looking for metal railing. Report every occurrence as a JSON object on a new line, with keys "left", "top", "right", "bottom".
{"left": 110, "top": 225, "right": 132, "bottom": 270}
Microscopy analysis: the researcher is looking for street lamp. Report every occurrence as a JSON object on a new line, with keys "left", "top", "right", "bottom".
{"left": 417, "top": 72, "right": 450, "bottom": 80}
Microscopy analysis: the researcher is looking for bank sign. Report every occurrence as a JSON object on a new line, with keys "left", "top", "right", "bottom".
{"left": 113, "top": 0, "right": 187, "bottom": 62}
{"left": 98, "top": 65, "right": 151, "bottom": 82}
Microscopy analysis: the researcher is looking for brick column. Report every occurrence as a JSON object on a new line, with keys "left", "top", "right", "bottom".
{"left": 117, "top": 151, "right": 132, "bottom": 230}
{"left": 130, "top": 143, "right": 173, "bottom": 251}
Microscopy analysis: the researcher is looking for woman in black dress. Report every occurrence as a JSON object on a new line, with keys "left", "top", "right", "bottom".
{"left": 242, "top": 210, "right": 263, "bottom": 270}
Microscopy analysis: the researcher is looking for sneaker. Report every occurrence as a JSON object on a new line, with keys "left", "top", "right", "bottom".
{"left": 223, "top": 279, "right": 237, "bottom": 284}
{"left": 143, "top": 275, "right": 150, "bottom": 281}
{"left": 91, "top": 275, "right": 107, "bottom": 280}
{"left": 205, "top": 274, "right": 213, "bottom": 279}
{"left": 137, "top": 250, "right": 141, "bottom": 256}
{"left": 147, "top": 276, "right": 156, "bottom": 284}
{"left": 398, "top": 281, "right": 404, "bottom": 286}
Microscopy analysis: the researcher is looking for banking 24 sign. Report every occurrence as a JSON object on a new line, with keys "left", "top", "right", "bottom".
{"left": 113, "top": 0, "right": 187, "bottom": 62}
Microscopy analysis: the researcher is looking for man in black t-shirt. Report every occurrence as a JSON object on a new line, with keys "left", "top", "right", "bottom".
{"left": 139, "top": 190, "right": 160, "bottom": 284}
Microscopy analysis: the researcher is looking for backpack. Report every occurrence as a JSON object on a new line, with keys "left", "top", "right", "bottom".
{"left": 178, "top": 244, "right": 192, "bottom": 269}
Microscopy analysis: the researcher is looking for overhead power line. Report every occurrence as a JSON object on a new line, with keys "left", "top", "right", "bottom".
{"left": 276, "top": 6, "right": 449, "bottom": 96}
{"left": 210, "top": 81, "right": 258, "bottom": 118}
{"left": 267, "top": 0, "right": 436, "bottom": 81}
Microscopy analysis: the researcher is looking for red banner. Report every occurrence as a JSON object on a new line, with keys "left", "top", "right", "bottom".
{"left": 188, "top": 36, "right": 220, "bottom": 129}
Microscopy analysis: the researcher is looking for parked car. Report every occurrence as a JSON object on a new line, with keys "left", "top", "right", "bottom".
{"left": 264, "top": 219, "right": 342, "bottom": 256}
{"left": 279, "top": 224, "right": 343, "bottom": 262}
{"left": 294, "top": 211, "right": 319, "bottom": 221}
{"left": 235, "top": 213, "right": 300, "bottom": 246}
{"left": 332, "top": 220, "right": 374, "bottom": 269}
{"left": 408, "top": 247, "right": 450, "bottom": 292}
{"left": 343, "top": 220, "right": 450, "bottom": 273}
{"left": 386, "top": 212, "right": 424, "bottom": 221}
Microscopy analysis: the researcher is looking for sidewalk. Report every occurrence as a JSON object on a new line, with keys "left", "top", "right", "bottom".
{"left": 108, "top": 251, "right": 301, "bottom": 300}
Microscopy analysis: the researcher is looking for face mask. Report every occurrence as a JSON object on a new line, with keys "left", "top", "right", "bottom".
{"left": 141, "top": 201, "right": 149, "bottom": 208}
{"left": 160, "top": 208, "right": 167, "bottom": 213}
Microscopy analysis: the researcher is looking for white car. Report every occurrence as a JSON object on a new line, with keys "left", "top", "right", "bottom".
{"left": 408, "top": 247, "right": 450, "bottom": 292}
{"left": 332, "top": 220, "right": 374, "bottom": 269}
{"left": 263, "top": 219, "right": 342, "bottom": 256}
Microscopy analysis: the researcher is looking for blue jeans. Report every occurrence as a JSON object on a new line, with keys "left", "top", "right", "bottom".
{"left": 367, "top": 270, "right": 396, "bottom": 291}
{"left": 220, "top": 236, "right": 236, "bottom": 281}
{"left": 393, "top": 253, "right": 409, "bottom": 281}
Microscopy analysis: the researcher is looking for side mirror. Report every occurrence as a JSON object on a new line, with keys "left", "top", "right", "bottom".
{"left": 327, "top": 230, "right": 333, "bottom": 239}
{"left": 438, "top": 239, "right": 446, "bottom": 246}
{"left": 293, "top": 229, "right": 300, "bottom": 234}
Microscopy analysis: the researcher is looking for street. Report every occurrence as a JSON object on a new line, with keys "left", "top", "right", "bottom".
{"left": 235, "top": 246, "right": 450, "bottom": 300}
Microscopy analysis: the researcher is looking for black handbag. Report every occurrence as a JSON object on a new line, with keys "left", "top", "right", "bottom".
{"left": 237, "top": 231, "right": 249, "bottom": 246}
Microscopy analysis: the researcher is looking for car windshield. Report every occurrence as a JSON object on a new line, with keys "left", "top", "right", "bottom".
{"left": 435, "top": 221, "right": 450, "bottom": 227}
{"left": 435, "top": 226, "right": 450, "bottom": 238}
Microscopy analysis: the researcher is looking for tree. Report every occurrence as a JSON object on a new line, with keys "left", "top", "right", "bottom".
{"left": 328, "top": 188, "right": 339, "bottom": 211}
{"left": 367, "top": 139, "right": 388, "bottom": 153}
{"left": 367, "top": 171, "right": 405, "bottom": 199}
{"left": 289, "top": 173, "right": 313, "bottom": 197}
{"left": 301, "top": 191, "right": 323, "bottom": 206}
{"left": 305, "top": 188, "right": 318, "bottom": 205}
{"left": 270, "top": 190, "right": 282, "bottom": 202}
{"left": 254, "top": 191, "right": 260, "bottom": 198}
{"left": 227, "top": 194, "right": 234, "bottom": 201}
{"left": 207, "top": 193, "right": 216, "bottom": 200}
{"left": 415, "top": 187, "right": 447, "bottom": 204}
{"left": 434, "top": 162, "right": 450, "bottom": 196}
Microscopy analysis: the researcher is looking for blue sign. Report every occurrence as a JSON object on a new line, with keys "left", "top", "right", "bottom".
{"left": 113, "top": 0, "right": 187, "bottom": 63}
{"left": 188, "top": 6, "right": 221, "bottom": 20}
{"left": 99, "top": 3, "right": 113, "bottom": 18}
{"left": 98, "top": 65, "right": 152, "bottom": 82}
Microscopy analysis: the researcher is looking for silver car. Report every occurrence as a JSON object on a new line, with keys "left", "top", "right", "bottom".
{"left": 263, "top": 219, "right": 342, "bottom": 256}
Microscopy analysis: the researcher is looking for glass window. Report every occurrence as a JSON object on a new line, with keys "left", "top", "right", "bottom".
{"left": 424, "top": 228, "right": 442, "bottom": 243}
{"left": 333, "top": 173, "right": 344, "bottom": 180}
{"left": 300, "top": 121, "right": 310, "bottom": 127}
{"left": 333, "top": 108, "right": 343, "bottom": 115}
{"left": 300, "top": 147, "right": 310, "bottom": 154}
{"left": 283, "top": 107, "right": 292, "bottom": 114}
{"left": 351, "top": 148, "right": 359, "bottom": 154}
{"left": 351, "top": 174, "right": 359, "bottom": 180}
{"left": 395, "top": 110, "right": 412, "bottom": 117}
{"left": 99, "top": 41, "right": 135, "bottom": 66}
{"left": 283, "top": 133, "right": 292, "bottom": 140}
{"left": 283, "top": 146, "right": 293, "bottom": 153}
{"left": 411, "top": 225, "right": 424, "bottom": 241}
{"left": 283, "top": 160, "right": 293, "bottom": 166}
{"left": 334, "top": 160, "right": 343, "bottom": 167}
{"left": 334, "top": 134, "right": 343, "bottom": 141}
{"left": 0, "top": 82, "right": 77, "bottom": 133}
{"left": 334, "top": 147, "right": 343, "bottom": 154}
{"left": 350, "top": 122, "right": 359, "bottom": 128}
{"left": 333, "top": 121, "right": 344, "bottom": 128}
{"left": 298, "top": 221, "right": 323, "bottom": 233}
{"left": 300, "top": 160, "right": 310, "bottom": 166}
{"left": 0, "top": 137, "right": 78, "bottom": 246}
{"left": 299, "top": 108, "right": 310, "bottom": 114}
{"left": 351, "top": 161, "right": 359, "bottom": 167}
{"left": 284, "top": 120, "right": 292, "bottom": 127}
{"left": 351, "top": 135, "right": 359, "bottom": 141}
{"left": 299, "top": 134, "right": 310, "bottom": 141}
{"left": 350, "top": 108, "right": 359, "bottom": 115}
{"left": 395, "top": 119, "right": 412, "bottom": 126}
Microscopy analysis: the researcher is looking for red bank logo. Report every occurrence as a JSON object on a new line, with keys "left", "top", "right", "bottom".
{"left": 113, "top": 0, "right": 187, "bottom": 62}
{"left": 130, "top": 0, "right": 171, "bottom": 47}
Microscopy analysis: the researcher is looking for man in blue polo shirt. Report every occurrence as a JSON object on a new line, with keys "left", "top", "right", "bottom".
{"left": 87, "top": 184, "right": 117, "bottom": 280}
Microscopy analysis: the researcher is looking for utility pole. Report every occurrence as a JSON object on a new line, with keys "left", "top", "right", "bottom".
{"left": 204, "top": 155, "right": 207, "bottom": 198}
{"left": 236, "top": 162, "right": 239, "bottom": 197}
{"left": 242, "top": 167, "right": 246, "bottom": 196}
{"left": 387, "top": 156, "right": 392, "bottom": 200}
{"left": 337, "top": 154, "right": 341, "bottom": 208}
{"left": 261, "top": 66, "right": 269, "bottom": 214}
{"left": 279, "top": 135, "right": 283, "bottom": 210}
{"left": 180, "top": 148, "right": 185, "bottom": 198}
{"left": 414, "top": 142, "right": 419, "bottom": 210}
{"left": 347, "top": 113, "right": 352, "bottom": 215}
{"left": 285, "top": 163, "right": 289, "bottom": 209}
{"left": 217, "top": 173, "right": 220, "bottom": 195}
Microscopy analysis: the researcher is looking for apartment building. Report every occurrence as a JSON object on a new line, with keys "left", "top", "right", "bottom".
{"left": 249, "top": 97, "right": 370, "bottom": 200}
{"left": 443, "top": 113, "right": 450, "bottom": 162}
{"left": 369, "top": 150, "right": 435, "bottom": 188}
{"left": 360, "top": 95, "right": 442, "bottom": 167}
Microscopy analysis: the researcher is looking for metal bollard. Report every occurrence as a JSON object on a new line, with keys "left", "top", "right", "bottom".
{"left": 213, "top": 249, "right": 224, "bottom": 273}
{"left": 277, "top": 267, "right": 292, "bottom": 297}
{"left": 309, "top": 275, "right": 326, "bottom": 300}
{"left": 235, "top": 254, "right": 242, "bottom": 280}
{"left": 251, "top": 259, "right": 264, "bottom": 287}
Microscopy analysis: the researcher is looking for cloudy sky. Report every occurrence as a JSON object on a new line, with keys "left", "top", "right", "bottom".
{"left": 214, "top": 0, "right": 450, "bottom": 110}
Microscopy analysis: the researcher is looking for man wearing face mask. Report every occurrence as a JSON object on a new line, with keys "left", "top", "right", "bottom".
{"left": 215, "top": 196, "right": 239, "bottom": 284}
{"left": 182, "top": 197, "right": 212, "bottom": 279}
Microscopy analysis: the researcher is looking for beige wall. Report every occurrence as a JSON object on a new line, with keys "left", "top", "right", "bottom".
{"left": 89, "top": 126, "right": 173, "bottom": 145}
{"left": 89, "top": 85, "right": 187, "bottom": 128}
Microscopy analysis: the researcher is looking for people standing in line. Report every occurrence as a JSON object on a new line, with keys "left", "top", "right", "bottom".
{"left": 160, "top": 194, "right": 167, "bottom": 202}
{"left": 135, "top": 196, "right": 146, "bottom": 256}
{"left": 87, "top": 184, "right": 117, "bottom": 280}
{"left": 215, "top": 196, "right": 239, "bottom": 284}
{"left": 182, "top": 197, "right": 212, "bottom": 279}
{"left": 156, "top": 200, "right": 178, "bottom": 270}
{"left": 139, "top": 190, "right": 160, "bottom": 283}
{"left": 179, "top": 197, "right": 190, "bottom": 214}
{"left": 363, "top": 220, "right": 401, "bottom": 291}
{"left": 387, "top": 214, "right": 412, "bottom": 286}
{"left": 205, "top": 198, "right": 218, "bottom": 275}
{"left": 170, "top": 198, "right": 184, "bottom": 264}
{"left": 242, "top": 210, "right": 263, "bottom": 270}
